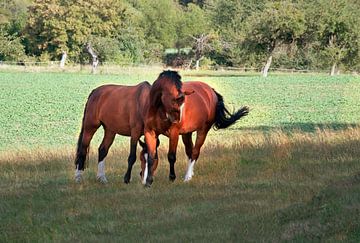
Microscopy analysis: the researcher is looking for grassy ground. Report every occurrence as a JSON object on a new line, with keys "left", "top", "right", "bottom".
{"left": 1, "top": 129, "right": 360, "bottom": 242}
{"left": 1, "top": 69, "right": 360, "bottom": 241}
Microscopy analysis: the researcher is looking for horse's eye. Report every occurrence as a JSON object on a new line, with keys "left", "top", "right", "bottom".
{"left": 176, "top": 96, "right": 184, "bottom": 104}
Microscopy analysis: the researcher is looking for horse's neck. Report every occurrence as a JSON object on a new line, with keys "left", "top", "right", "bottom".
{"left": 146, "top": 105, "right": 171, "bottom": 134}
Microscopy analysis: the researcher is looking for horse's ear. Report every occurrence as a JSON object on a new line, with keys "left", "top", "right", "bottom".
{"left": 184, "top": 89, "right": 195, "bottom": 96}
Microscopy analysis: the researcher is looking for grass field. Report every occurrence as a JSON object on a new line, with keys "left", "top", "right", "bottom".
{"left": 1, "top": 69, "right": 360, "bottom": 241}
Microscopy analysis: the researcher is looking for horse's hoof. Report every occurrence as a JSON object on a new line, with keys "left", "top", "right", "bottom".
{"left": 184, "top": 175, "right": 192, "bottom": 182}
{"left": 75, "top": 175, "right": 82, "bottom": 183}
{"left": 169, "top": 174, "right": 176, "bottom": 182}
{"left": 124, "top": 175, "right": 131, "bottom": 184}
{"left": 97, "top": 175, "right": 108, "bottom": 184}
{"left": 145, "top": 177, "right": 153, "bottom": 187}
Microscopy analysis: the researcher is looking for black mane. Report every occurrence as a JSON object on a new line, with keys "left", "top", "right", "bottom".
{"left": 158, "top": 70, "right": 182, "bottom": 90}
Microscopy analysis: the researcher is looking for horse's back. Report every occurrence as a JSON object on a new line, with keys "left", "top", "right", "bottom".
{"left": 85, "top": 82, "right": 151, "bottom": 135}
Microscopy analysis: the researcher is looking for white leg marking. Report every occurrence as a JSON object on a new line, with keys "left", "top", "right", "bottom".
{"left": 142, "top": 153, "right": 149, "bottom": 185}
{"left": 75, "top": 164, "right": 82, "bottom": 183}
{"left": 184, "top": 159, "right": 196, "bottom": 182}
{"left": 179, "top": 103, "right": 185, "bottom": 121}
{"left": 97, "top": 160, "right": 108, "bottom": 184}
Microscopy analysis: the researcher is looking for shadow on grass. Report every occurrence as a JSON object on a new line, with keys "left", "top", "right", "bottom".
{"left": 275, "top": 173, "right": 360, "bottom": 241}
{"left": 1, "top": 127, "right": 360, "bottom": 242}
{"left": 238, "top": 122, "right": 360, "bottom": 133}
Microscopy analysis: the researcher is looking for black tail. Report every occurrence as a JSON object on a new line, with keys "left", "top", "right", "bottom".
{"left": 75, "top": 127, "right": 85, "bottom": 168}
{"left": 74, "top": 91, "right": 95, "bottom": 169}
{"left": 213, "top": 90, "right": 249, "bottom": 130}
{"left": 74, "top": 110, "right": 88, "bottom": 169}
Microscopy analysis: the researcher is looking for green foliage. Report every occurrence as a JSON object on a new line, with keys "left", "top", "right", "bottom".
{"left": 88, "top": 36, "right": 124, "bottom": 63}
{"left": 176, "top": 3, "right": 209, "bottom": 49}
{"left": 0, "top": 29, "right": 25, "bottom": 61}
{"left": 243, "top": 1, "right": 306, "bottom": 56}
{"left": 313, "top": 0, "right": 360, "bottom": 70}
{"left": 0, "top": 0, "right": 359, "bottom": 70}
{"left": 24, "top": 0, "right": 128, "bottom": 62}
{"left": 135, "top": 0, "right": 180, "bottom": 50}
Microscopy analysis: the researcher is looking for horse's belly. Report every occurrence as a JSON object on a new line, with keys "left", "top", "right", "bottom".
{"left": 113, "top": 124, "right": 132, "bottom": 136}
{"left": 179, "top": 119, "right": 204, "bottom": 134}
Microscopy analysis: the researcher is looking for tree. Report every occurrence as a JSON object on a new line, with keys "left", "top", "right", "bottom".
{"left": 0, "top": 0, "right": 30, "bottom": 30}
{"left": 176, "top": 3, "right": 214, "bottom": 69}
{"left": 243, "top": 1, "right": 306, "bottom": 77}
{"left": 136, "top": 0, "right": 180, "bottom": 53}
{"left": 208, "top": 0, "right": 268, "bottom": 66}
{"left": 24, "top": 0, "right": 128, "bottom": 62}
{"left": 116, "top": 3, "right": 147, "bottom": 63}
{"left": 0, "top": 29, "right": 25, "bottom": 61}
{"left": 307, "top": 0, "right": 360, "bottom": 75}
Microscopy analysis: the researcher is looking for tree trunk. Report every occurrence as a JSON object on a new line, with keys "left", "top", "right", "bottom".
{"left": 330, "top": 62, "right": 336, "bottom": 76}
{"left": 262, "top": 55, "right": 273, "bottom": 77}
{"left": 86, "top": 43, "right": 99, "bottom": 74}
{"left": 195, "top": 59, "right": 200, "bottom": 70}
{"left": 59, "top": 51, "right": 67, "bottom": 69}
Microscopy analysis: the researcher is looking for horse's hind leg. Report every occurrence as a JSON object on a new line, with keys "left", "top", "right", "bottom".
{"left": 97, "top": 129, "right": 116, "bottom": 183}
{"left": 182, "top": 132, "right": 193, "bottom": 159}
{"left": 184, "top": 128, "right": 210, "bottom": 182}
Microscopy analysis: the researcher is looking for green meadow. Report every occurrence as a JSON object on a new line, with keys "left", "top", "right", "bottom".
{"left": 1, "top": 70, "right": 360, "bottom": 150}
{"left": 1, "top": 69, "right": 360, "bottom": 241}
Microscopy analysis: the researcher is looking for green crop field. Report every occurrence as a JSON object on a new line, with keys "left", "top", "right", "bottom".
{"left": 1, "top": 70, "right": 360, "bottom": 151}
{"left": 1, "top": 69, "right": 360, "bottom": 241}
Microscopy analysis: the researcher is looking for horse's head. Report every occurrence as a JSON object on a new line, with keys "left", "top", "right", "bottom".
{"left": 150, "top": 70, "right": 193, "bottom": 123}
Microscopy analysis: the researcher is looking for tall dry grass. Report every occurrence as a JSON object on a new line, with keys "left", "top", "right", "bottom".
{"left": 1, "top": 127, "right": 360, "bottom": 242}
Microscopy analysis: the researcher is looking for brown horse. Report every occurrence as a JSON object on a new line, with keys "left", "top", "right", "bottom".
{"left": 74, "top": 82, "right": 159, "bottom": 184}
{"left": 143, "top": 70, "right": 249, "bottom": 186}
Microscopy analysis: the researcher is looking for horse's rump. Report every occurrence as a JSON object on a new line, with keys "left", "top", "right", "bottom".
{"left": 178, "top": 82, "right": 217, "bottom": 132}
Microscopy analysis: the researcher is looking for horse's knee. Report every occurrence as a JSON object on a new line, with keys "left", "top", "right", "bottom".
{"left": 168, "top": 152, "right": 176, "bottom": 164}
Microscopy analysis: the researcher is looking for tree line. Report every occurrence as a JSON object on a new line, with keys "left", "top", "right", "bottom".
{"left": 0, "top": 0, "right": 360, "bottom": 75}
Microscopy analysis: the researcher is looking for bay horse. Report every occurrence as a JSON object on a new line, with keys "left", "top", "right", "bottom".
{"left": 74, "top": 82, "right": 159, "bottom": 184}
{"left": 143, "top": 70, "right": 249, "bottom": 186}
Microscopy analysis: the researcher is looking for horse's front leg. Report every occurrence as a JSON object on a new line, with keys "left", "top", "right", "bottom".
{"left": 168, "top": 129, "right": 179, "bottom": 181}
{"left": 144, "top": 130, "right": 157, "bottom": 187}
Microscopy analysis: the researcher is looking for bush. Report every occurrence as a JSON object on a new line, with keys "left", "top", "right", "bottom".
{"left": 0, "top": 30, "right": 25, "bottom": 61}
{"left": 163, "top": 51, "right": 192, "bottom": 68}
{"left": 87, "top": 36, "right": 123, "bottom": 64}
